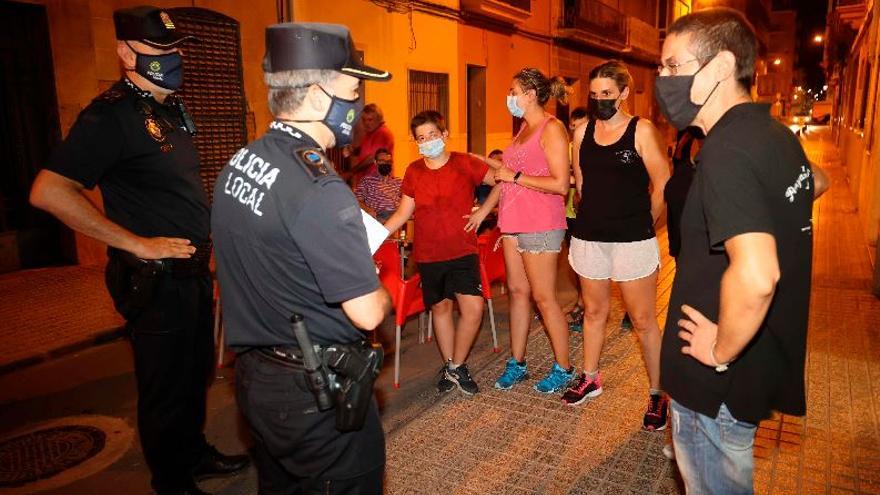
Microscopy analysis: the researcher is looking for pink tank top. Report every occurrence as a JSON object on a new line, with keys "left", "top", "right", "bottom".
{"left": 498, "top": 116, "right": 567, "bottom": 233}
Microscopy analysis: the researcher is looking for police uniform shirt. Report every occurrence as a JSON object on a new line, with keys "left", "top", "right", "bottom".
{"left": 212, "top": 121, "right": 380, "bottom": 347}
{"left": 47, "top": 79, "right": 210, "bottom": 244}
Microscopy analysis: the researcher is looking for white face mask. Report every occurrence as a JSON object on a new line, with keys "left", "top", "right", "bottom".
{"left": 506, "top": 94, "right": 525, "bottom": 118}
{"left": 418, "top": 137, "right": 445, "bottom": 158}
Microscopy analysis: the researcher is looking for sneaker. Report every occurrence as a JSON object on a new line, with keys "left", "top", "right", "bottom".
{"left": 568, "top": 306, "right": 584, "bottom": 333}
{"left": 643, "top": 393, "right": 669, "bottom": 431}
{"left": 620, "top": 313, "right": 633, "bottom": 332}
{"left": 494, "top": 357, "right": 529, "bottom": 390}
{"left": 561, "top": 372, "right": 603, "bottom": 405}
{"left": 446, "top": 364, "right": 479, "bottom": 395}
{"left": 534, "top": 362, "right": 575, "bottom": 394}
{"left": 437, "top": 363, "right": 455, "bottom": 393}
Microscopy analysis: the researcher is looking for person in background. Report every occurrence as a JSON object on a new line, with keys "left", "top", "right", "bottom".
{"left": 475, "top": 149, "right": 502, "bottom": 205}
{"left": 355, "top": 147, "right": 401, "bottom": 222}
{"left": 469, "top": 68, "right": 574, "bottom": 395}
{"left": 565, "top": 107, "right": 588, "bottom": 332}
{"left": 384, "top": 110, "right": 497, "bottom": 395}
{"left": 563, "top": 61, "right": 671, "bottom": 436}
{"left": 349, "top": 103, "right": 394, "bottom": 187}
{"left": 665, "top": 128, "right": 703, "bottom": 258}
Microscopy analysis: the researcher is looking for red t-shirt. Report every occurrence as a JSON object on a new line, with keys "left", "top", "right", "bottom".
{"left": 401, "top": 152, "right": 489, "bottom": 263}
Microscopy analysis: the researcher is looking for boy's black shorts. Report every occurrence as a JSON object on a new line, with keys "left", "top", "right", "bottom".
{"left": 417, "top": 254, "right": 483, "bottom": 308}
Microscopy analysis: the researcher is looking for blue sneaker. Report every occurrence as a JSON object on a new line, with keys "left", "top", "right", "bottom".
{"left": 494, "top": 358, "right": 528, "bottom": 390}
{"left": 534, "top": 362, "right": 575, "bottom": 394}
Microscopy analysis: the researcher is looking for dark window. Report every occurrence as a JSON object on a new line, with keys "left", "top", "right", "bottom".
{"left": 858, "top": 61, "right": 872, "bottom": 130}
{"left": 498, "top": 0, "right": 531, "bottom": 11}
{"left": 168, "top": 8, "right": 248, "bottom": 202}
{"left": 409, "top": 70, "right": 450, "bottom": 123}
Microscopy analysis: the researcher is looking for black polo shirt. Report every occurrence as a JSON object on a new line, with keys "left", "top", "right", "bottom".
{"left": 47, "top": 79, "right": 209, "bottom": 244}
{"left": 660, "top": 103, "right": 815, "bottom": 424}
{"left": 212, "top": 121, "right": 380, "bottom": 348}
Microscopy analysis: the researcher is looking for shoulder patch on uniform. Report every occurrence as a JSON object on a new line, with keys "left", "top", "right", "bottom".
{"left": 294, "top": 147, "right": 332, "bottom": 180}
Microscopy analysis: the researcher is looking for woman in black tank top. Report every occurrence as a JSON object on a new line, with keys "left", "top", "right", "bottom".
{"left": 562, "top": 61, "right": 672, "bottom": 434}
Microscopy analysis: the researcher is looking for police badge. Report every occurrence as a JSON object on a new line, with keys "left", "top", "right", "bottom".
{"left": 145, "top": 116, "right": 165, "bottom": 142}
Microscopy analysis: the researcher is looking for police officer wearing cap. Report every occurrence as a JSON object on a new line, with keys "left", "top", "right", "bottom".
{"left": 211, "top": 23, "right": 392, "bottom": 493}
{"left": 30, "top": 6, "right": 248, "bottom": 495}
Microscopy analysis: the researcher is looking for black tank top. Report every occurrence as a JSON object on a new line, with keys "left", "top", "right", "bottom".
{"left": 573, "top": 116, "right": 655, "bottom": 242}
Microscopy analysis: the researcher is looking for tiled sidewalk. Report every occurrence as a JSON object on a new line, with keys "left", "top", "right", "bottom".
{"left": 384, "top": 128, "right": 880, "bottom": 495}
{"left": 0, "top": 265, "right": 124, "bottom": 371}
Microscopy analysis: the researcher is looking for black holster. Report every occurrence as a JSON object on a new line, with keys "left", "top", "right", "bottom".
{"left": 324, "top": 342, "right": 384, "bottom": 432}
{"left": 106, "top": 249, "right": 163, "bottom": 319}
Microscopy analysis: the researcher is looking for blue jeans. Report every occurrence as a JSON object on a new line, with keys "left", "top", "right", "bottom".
{"left": 671, "top": 400, "right": 757, "bottom": 495}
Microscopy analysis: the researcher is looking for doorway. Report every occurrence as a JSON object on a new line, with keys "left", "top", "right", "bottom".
{"left": 467, "top": 65, "right": 486, "bottom": 155}
{"left": 0, "top": 1, "right": 74, "bottom": 272}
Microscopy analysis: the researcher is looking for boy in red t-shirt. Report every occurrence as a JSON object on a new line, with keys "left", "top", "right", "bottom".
{"left": 384, "top": 111, "right": 496, "bottom": 395}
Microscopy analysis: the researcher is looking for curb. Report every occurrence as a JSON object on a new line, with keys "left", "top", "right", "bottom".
{"left": 0, "top": 326, "right": 127, "bottom": 376}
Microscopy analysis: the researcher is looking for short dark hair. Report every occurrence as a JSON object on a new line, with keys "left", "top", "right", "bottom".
{"left": 588, "top": 60, "right": 632, "bottom": 91}
{"left": 409, "top": 110, "right": 446, "bottom": 137}
{"left": 570, "top": 106, "right": 588, "bottom": 121}
{"left": 488, "top": 149, "right": 503, "bottom": 158}
{"left": 374, "top": 147, "right": 391, "bottom": 159}
{"left": 668, "top": 7, "right": 758, "bottom": 91}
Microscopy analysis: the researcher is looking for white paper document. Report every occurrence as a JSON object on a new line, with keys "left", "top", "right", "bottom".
{"left": 361, "top": 210, "right": 390, "bottom": 254}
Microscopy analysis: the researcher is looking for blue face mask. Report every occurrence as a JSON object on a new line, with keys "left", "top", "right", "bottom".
{"left": 127, "top": 42, "right": 183, "bottom": 91}
{"left": 418, "top": 138, "right": 445, "bottom": 158}
{"left": 506, "top": 95, "right": 525, "bottom": 118}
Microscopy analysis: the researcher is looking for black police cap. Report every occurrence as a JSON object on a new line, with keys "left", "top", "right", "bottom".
{"left": 114, "top": 6, "right": 197, "bottom": 48}
{"left": 263, "top": 23, "right": 391, "bottom": 81}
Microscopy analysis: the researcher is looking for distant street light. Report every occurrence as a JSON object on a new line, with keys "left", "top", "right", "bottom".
{"left": 773, "top": 58, "right": 782, "bottom": 65}
{"left": 813, "top": 34, "right": 824, "bottom": 43}
{"left": 823, "top": 84, "right": 828, "bottom": 90}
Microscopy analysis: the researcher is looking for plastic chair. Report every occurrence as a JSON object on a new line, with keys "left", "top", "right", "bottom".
{"left": 374, "top": 240, "right": 426, "bottom": 388}
{"left": 478, "top": 228, "right": 505, "bottom": 352}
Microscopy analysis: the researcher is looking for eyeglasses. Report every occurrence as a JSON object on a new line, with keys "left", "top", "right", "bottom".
{"left": 657, "top": 58, "right": 700, "bottom": 76}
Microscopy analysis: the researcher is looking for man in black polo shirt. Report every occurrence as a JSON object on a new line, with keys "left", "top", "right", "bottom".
{"left": 211, "top": 23, "right": 391, "bottom": 493}
{"left": 29, "top": 6, "right": 248, "bottom": 494}
{"left": 655, "top": 8, "right": 828, "bottom": 493}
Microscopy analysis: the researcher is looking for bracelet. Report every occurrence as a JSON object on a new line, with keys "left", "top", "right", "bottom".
{"left": 711, "top": 339, "right": 729, "bottom": 373}
{"left": 513, "top": 171, "right": 523, "bottom": 183}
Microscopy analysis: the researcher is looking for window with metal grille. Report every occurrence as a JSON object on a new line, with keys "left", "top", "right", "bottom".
{"left": 167, "top": 8, "right": 248, "bottom": 202}
{"left": 409, "top": 70, "right": 449, "bottom": 123}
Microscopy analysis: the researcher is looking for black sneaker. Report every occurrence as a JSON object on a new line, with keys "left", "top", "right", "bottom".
{"left": 643, "top": 393, "right": 669, "bottom": 431}
{"left": 561, "top": 372, "right": 603, "bottom": 406}
{"left": 437, "top": 363, "right": 455, "bottom": 393}
{"left": 446, "top": 364, "right": 479, "bottom": 395}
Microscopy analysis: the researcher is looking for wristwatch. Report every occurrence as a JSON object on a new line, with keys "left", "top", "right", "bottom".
{"left": 711, "top": 340, "right": 730, "bottom": 373}
{"left": 513, "top": 171, "right": 523, "bottom": 183}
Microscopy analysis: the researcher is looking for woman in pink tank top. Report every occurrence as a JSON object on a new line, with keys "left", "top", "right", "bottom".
{"left": 469, "top": 68, "right": 574, "bottom": 394}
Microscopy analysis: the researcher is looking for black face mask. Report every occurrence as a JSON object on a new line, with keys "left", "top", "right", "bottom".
{"left": 377, "top": 162, "right": 392, "bottom": 176}
{"left": 290, "top": 85, "right": 363, "bottom": 147}
{"left": 587, "top": 96, "right": 619, "bottom": 121}
{"left": 126, "top": 42, "right": 184, "bottom": 91}
{"left": 654, "top": 60, "right": 720, "bottom": 130}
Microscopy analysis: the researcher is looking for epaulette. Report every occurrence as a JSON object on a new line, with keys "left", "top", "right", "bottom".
{"left": 293, "top": 147, "right": 336, "bottom": 182}
{"left": 92, "top": 86, "right": 128, "bottom": 105}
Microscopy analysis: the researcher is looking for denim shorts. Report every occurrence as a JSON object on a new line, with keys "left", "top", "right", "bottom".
{"left": 506, "top": 229, "right": 566, "bottom": 254}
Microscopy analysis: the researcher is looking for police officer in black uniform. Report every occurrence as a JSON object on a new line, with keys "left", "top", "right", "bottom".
{"left": 211, "top": 23, "right": 392, "bottom": 494}
{"left": 30, "top": 6, "right": 248, "bottom": 495}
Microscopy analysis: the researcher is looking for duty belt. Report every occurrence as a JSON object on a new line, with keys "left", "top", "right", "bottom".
{"left": 256, "top": 345, "right": 308, "bottom": 369}
{"left": 108, "top": 243, "right": 212, "bottom": 278}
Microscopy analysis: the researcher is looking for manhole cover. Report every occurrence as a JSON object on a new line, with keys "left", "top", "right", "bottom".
{"left": 0, "top": 416, "right": 133, "bottom": 494}
{"left": 0, "top": 425, "right": 105, "bottom": 487}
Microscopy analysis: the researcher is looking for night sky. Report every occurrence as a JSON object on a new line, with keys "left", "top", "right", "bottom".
{"left": 791, "top": 0, "right": 829, "bottom": 93}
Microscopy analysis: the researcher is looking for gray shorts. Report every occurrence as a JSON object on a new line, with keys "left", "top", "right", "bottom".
{"left": 504, "top": 229, "right": 566, "bottom": 254}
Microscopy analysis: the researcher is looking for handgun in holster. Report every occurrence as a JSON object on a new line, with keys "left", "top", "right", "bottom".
{"left": 108, "top": 248, "right": 163, "bottom": 316}
{"left": 324, "top": 341, "right": 384, "bottom": 432}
